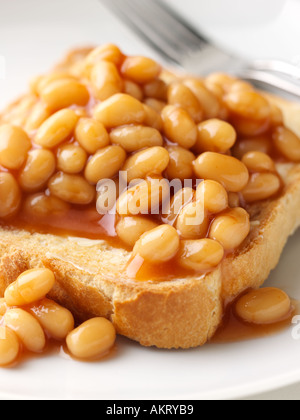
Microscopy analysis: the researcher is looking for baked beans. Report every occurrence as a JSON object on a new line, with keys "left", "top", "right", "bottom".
{"left": 0, "top": 266, "right": 116, "bottom": 365}
{"left": 75, "top": 118, "right": 110, "bottom": 154}
{"left": 4, "top": 268, "right": 56, "bottom": 306}
{"left": 0, "top": 173, "right": 21, "bottom": 218}
{"left": 205, "top": 73, "right": 237, "bottom": 95}
{"left": 231, "top": 115, "right": 270, "bottom": 137}
{"left": 241, "top": 151, "right": 276, "bottom": 173}
{"left": 117, "top": 178, "right": 169, "bottom": 216}
{"left": 124, "top": 80, "right": 144, "bottom": 101}
{"left": 168, "top": 83, "right": 203, "bottom": 123}
{"left": 196, "top": 180, "right": 228, "bottom": 214}
{"left": 90, "top": 61, "right": 123, "bottom": 101}
{"left": 235, "top": 288, "right": 291, "bottom": 324}
{"left": 73, "top": 107, "right": 88, "bottom": 119}
{"left": 162, "top": 105, "right": 198, "bottom": 149}
{"left": 66, "top": 317, "right": 116, "bottom": 360}
{"left": 19, "top": 149, "right": 56, "bottom": 192}
{"left": 28, "top": 298, "right": 75, "bottom": 340}
{"left": 162, "top": 187, "right": 195, "bottom": 225}
{"left": 183, "top": 79, "right": 221, "bottom": 119}
{"left": 96, "top": 178, "right": 122, "bottom": 214}
{"left": 144, "top": 98, "right": 166, "bottom": 114}
{"left": 57, "top": 144, "right": 87, "bottom": 174}
{"left": 0, "top": 299, "right": 7, "bottom": 316}
{"left": 84, "top": 44, "right": 124, "bottom": 75}
{"left": 241, "top": 173, "right": 281, "bottom": 203}
{"left": 40, "top": 78, "right": 90, "bottom": 111}
{"left": 273, "top": 126, "right": 300, "bottom": 162}
{"left": 84, "top": 146, "right": 126, "bottom": 184}
{"left": 0, "top": 44, "right": 298, "bottom": 284}
{"left": 143, "top": 79, "right": 168, "bottom": 101}
{"left": 110, "top": 125, "right": 163, "bottom": 152}
{"left": 204, "top": 80, "right": 224, "bottom": 100}
{"left": 94, "top": 93, "right": 145, "bottom": 127}
{"left": 49, "top": 172, "right": 95, "bottom": 205}
{"left": 193, "top": 152, "right": 249, "bottom": 192}
{"left": 0, "top": 45, "right": 299, "bottom": 364}
{"left": 228, "top": 192, "right": 240, "bottom": 208}
{"left": 25, "top": 102, "right": 51, "bottom": 131}
{"left": 270, "top": 104, "right": 284, "bottom": 127}
{"left": 116, "top": 216, "right": 159, "bottom": 247}
{"left": 232, "top": 135, "right": 272, "bottom": 160}
{"left": 224, "top": 90, "right": 271, "bottom": 121}
{"left": 176, "top": 201, "right": 209, "bottom": 240}
{"left": 209, "top": 207, "right": 250, "bottom": 250}
{"left": 33, "top": 72, "right": 76, "bottom": 95}
{"left": 142, "top": 104, "right": 163, "bottom": 131}
{"left": 122, "top": 146, "right": 169, "bottom": 182}
{"left": 229, "top": 80, "right": 254, "bottom": 93}
{"left": 133, "top": 224, "right": 180, "bottom": 263}
{"left": 121, "top": 56, "right": 161, "bottom": 84}
{"left": 35, "top": 109, "right": 79, "bottom": 148}
{"left": 2, "top": 96, "right": 36, "bottom": 127}
{"left": 0, "top": 124, "right": 31, "bottom": 170}
{"left": 165, "top": 146, "right": 195, "bottom": 181}
{"left": 4, "top": 308, "right": 46, "bottom": 353}
{"left": 30, "top": 74, "right": 44, "bottom": 95}
{"left": 23, "top": 193, "right": 70, "bottom": 217}
{"left": 0, "top": 326, "right": 20, "bottom": 366}
{"left": 194, "top": 119, "right": 237, "bottom": 154}
{"left": 177, "top": 239, "right": 224, "bottom": 271}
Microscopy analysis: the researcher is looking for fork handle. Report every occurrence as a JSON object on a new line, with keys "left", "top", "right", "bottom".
{"left": 238, "top": 69, "right": 300, "bottom": 100}
{"left": 251, "top": 60, "right": 300, "bottom": 81}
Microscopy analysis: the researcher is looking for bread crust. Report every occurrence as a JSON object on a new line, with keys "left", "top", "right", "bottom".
{"left": 0, "top": 49, "right": 299, "bottom": 349}
{"left": 0, "top": 229, "right": 223, "bottom": 349}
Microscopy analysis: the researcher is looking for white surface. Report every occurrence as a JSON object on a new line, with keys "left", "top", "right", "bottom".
{"left": 0, "top": 0, "right": 300, "bottom": 400}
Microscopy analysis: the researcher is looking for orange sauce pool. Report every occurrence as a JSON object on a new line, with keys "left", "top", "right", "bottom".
{"left": 5, "top": 301, "right": 296, "bottom": 368}
{"left": 12, "top": 207, "right": 119, "bottom": 242}
{"left": 1, "top": 338, "right": 118, "bottom": 369}
{"left": 1, "top": 297, "right": 297, "bottom": 369}
{"left": 211, "top": 298, "right": 298, "bottom": 344}
{"left": 4, "top": 206, "right": 224, "bottom": 282}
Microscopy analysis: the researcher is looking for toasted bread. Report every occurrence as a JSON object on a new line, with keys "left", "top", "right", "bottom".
{"left": 0, "top": 48, "right": 299, "bottom": 349}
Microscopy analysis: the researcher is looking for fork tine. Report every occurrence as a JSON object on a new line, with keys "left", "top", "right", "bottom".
{"left": 124, "top": 0, "right": 186, "bottom": 52}
{"left": 100, "top": 0, "right": 300, "bottom": 100}
{"left": 100, "top": 0, "right": 183, "bottom": 63}
{"left": 239, "top": 69, "right": 300, "bottom": 99}
{"left": 100, "top": 0, "right": 210, "bottom": 64}
{"left": 150, "top": 0, "right": 209, "bottom": 49}
{"left": 127, "top": 0, "right": 202, "bottom": 51}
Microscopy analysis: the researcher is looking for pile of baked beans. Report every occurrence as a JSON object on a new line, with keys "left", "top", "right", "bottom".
{"left": 1, "top": 43, "right": 300, "bottom": 275}
{"left": 0, "top": 268, "right": 116, "bottom": 366}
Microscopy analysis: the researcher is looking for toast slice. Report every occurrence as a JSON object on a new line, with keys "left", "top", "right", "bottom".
{"left": 0, "top": 48, "right": 299, "bottom": 349}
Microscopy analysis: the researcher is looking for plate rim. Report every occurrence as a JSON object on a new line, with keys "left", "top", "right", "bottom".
{"left": 0, "top": 357, "right": 300, "bottom": 400}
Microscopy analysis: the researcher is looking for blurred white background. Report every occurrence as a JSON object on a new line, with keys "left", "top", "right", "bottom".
{"left": 1, "top": 0, "right": 300, "bottom": 110}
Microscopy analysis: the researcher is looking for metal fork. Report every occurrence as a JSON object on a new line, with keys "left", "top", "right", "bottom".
{"left": 100, "top": 0, "right": 300, "bottom": 100}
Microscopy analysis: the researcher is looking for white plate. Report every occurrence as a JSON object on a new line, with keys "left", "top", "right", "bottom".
{"left": 1, "top": 230, "right": 300, "bottom": 401}
{"left": 0, "top": 0, "right": 300, "bottom": 400}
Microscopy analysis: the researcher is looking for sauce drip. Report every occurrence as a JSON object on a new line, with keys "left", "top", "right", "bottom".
{"left": 211, "top": 298, "right": 298, "bottom": 344}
